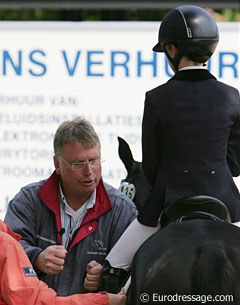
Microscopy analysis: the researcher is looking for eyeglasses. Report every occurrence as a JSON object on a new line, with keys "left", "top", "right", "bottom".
{"left": 58, "top": 155, "right": 104, "bottom": 170}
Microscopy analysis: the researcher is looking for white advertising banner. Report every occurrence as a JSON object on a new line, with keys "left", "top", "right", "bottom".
{"left": 0, "top": 21, "right": 239, "bottom": 219}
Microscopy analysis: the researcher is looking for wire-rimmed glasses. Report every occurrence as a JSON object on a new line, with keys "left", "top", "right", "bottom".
{"left": 58, "top": 155, "right": 104, "bottom": 170}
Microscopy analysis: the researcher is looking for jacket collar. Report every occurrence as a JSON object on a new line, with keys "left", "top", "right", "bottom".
{"left": 38, "top": 172, "right": 62, "bottom": 234}
{"left": 38, "top": 171, "right": 112, "bottom": 244}
{"left": 169, "top": 69, "right": 216, "bottom": 82}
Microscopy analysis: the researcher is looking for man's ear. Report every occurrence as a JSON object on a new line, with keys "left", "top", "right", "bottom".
{"left": 54, "top": 155, "right": 60, "bottom": 175}
{"left": 165, "top": 43, "right": 178, "bottom": 59}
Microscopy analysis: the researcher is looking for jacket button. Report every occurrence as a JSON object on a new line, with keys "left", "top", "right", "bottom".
{"left": 211, "top": 170, "right": 215, "bottom": 175}
{"left": 184, "top": 169, "right": 188, "bottom": 173}
{"left": 88, "top": 226, "right": 93, "bottom": 231}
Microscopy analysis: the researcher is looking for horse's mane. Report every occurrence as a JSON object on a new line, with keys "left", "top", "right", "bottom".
{"left": 192, "top": 245, "right": 240, "bottom": 304}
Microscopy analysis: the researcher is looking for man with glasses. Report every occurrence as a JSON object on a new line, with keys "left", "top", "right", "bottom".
{"left": 4, "top": 116, "right": 137, "bottom": 296}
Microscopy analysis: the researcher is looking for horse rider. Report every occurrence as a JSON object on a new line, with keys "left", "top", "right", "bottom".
{"left": 100, "top": 5, "right": 240, "bottom": 292}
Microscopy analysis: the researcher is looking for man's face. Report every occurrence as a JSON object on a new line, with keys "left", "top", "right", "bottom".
{"left": 54, "top": 141, "right": 102, "bottom": 205}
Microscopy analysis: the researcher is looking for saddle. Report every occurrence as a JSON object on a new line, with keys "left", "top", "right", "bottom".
{"left": 160, "top": 195, "right": 232, "bottom": 228}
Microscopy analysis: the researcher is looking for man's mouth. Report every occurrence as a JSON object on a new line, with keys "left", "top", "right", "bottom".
{"left": 82, "top": 179, "right": 94, "bottom": 186}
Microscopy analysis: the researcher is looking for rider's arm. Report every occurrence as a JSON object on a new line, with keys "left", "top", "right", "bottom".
{"left": 142, "top": 92, "right": 161, "bottom": 185}
{"left": 227, "top": 90, "right": 240, "bottom": 177}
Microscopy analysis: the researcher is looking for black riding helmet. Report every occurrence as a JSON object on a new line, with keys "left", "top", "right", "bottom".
{"left": 153, "top": 5, "right": 219, "bottom": 71}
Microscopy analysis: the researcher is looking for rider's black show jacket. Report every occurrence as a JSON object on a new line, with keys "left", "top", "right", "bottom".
{"left": 139, "top": 69, "right": 240, "bottom": 224}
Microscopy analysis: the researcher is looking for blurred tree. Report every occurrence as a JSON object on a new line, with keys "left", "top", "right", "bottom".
{"left": 0, "top": 8, "right": 239, "bottom": 21}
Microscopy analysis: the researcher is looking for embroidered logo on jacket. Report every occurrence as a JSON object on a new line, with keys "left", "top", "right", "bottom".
{"left": 87, "top": 239, "right": 107, "bottom": 256}
{"left": 22, "top": 267, "right": 37, "bottom": 277}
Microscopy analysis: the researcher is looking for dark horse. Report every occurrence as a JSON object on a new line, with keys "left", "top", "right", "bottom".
{"left": 117, "top": 137, "right": 240, "bottom": 305}
{"left": 129, "top": 218, "right": 240, "bottom": 305}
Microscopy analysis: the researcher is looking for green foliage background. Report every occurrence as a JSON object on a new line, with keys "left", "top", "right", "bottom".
{"left": 0, "top": 8, "right": 239, "bottom": 21}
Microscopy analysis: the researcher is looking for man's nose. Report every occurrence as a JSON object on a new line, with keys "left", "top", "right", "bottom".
{"left": 82, "top": 162, "right": 93, "bottom": 174}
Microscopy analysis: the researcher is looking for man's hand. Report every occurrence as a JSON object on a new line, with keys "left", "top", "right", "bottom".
{"left": 108, "top": 288, "right": 127, "bottom": 305}
{"left": 34, "top": 245, "right": 67, "bottom": 275}
{"left": 84, "top": 260, "right": 103, "bottom": 291}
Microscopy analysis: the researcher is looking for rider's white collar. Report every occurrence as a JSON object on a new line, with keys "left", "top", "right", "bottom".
{"left": 179, "top": 66, "right": 207, "bottom": 71}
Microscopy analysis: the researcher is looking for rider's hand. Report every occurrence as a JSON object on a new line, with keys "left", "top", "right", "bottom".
{"left": 84, "top": 260, "right": 103, "bottom": 291}
{"left": 34, "top": 245, "right": 67, "bottom": 275}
